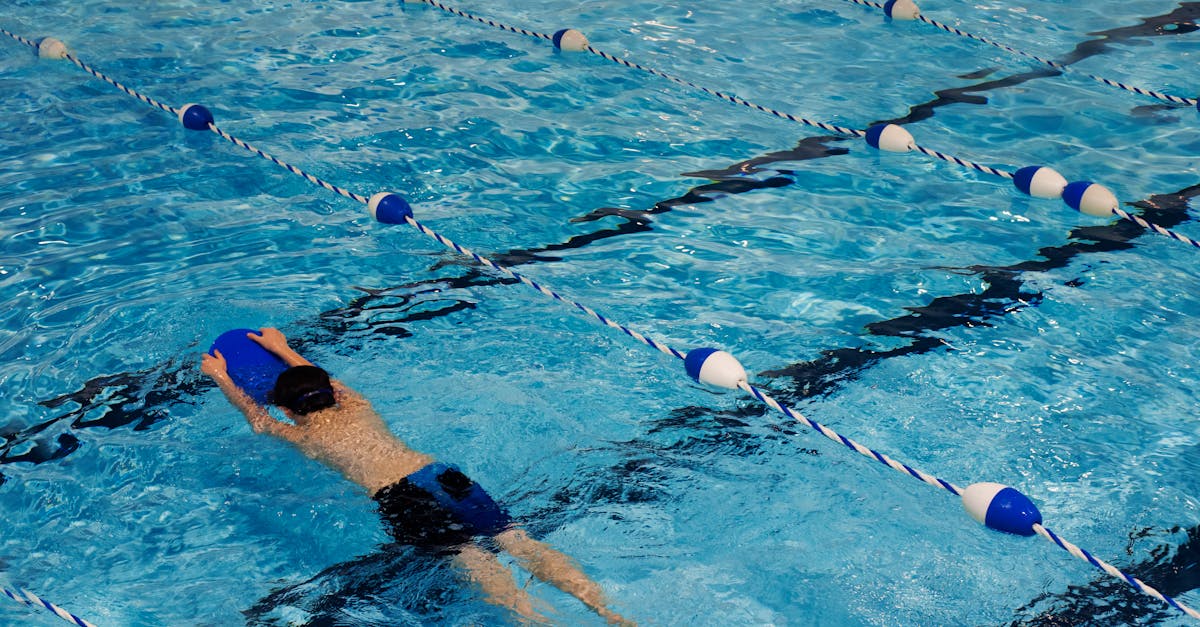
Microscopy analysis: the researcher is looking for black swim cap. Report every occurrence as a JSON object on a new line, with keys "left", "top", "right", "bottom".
{"left": 272, "top": 365, "right": 336, "bottom": 415}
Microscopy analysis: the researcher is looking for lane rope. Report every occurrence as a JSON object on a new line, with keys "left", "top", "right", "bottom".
{"left": 841, "top": 0, "right": 1198, "bottom": 108}
{"left": 398, "top": 3, "right": 1200, "bottom": 250}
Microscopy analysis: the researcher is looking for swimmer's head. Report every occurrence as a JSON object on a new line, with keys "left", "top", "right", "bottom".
{"left": 273, "top": 365, "right": 336, "bottom": 415}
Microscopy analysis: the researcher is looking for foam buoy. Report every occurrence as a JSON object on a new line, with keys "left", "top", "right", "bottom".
{"left": 1062, "top": 181, "right": 1118, "bottom": 218}
{"left": 865, "top": 123, "right": 915, "bottom": 153}
{"left": 37, "top": 37, "right": 68, "bottom": 59}
{"left": 883, "top": 0, "right": 920, "bottom": 20}
{"left": 684, "top": 348, "right": 747, "bottom": 390}
{"left": 368, "top": 192, "right": 414, "bottom": 224}
{"left": 178, "top": 103, "right": 215, "bottom": 131}
{"left": 1012, "top": 166, "right": 1068, "bottom": 199}
{"left": 552, "top": 29, "right": 589, "bottom": 52}
{"left": 962, "top": 482, "right": 1042, "bottom": 536}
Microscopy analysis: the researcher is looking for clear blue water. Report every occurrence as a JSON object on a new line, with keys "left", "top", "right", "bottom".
{"left": 2, "top": 0, "right": 1199, "bottom": 624}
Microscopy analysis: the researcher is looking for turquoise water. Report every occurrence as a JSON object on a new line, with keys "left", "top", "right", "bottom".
{"left": 2, "top": 0, "right": 1199, "bottom": 624}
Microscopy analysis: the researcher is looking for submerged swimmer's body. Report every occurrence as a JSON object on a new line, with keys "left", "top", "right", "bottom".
{"left": 202, "top": 327, "right": 632, "bottom": 625}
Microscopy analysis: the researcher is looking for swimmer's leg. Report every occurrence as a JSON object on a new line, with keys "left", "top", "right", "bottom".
{"left": 495, "top": 528, "right": 634, "bottom": 626}
{"left": 453, "top": 542, "right": 550, "bottom": 624}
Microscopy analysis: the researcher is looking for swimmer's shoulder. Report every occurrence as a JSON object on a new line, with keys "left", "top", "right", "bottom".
{"left": 330, "top": 379, "right": 369, "bottom": 408}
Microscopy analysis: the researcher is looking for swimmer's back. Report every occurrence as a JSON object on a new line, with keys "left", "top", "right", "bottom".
{"left": 288, "top": 381, "right": 433, "bottom": 495}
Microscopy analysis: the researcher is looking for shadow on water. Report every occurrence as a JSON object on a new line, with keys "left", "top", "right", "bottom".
{"left": 2, "top": 2, "right": 1198, "bottom": 621}
{"left": 1009, "top": 523, "right": 1200, "bottom": 626}
{"left": 241, "top": 543, "right": 489, "bottom": 626}
{"left": 760, "top": 183, "right": 1200, "bottom": 402}
{"left": 0, "top": 278, "right": 490, "bottom": 490}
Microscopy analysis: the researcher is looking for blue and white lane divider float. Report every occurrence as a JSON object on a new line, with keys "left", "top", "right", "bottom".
{"left": 867, "top": 125, "right": 1200, "bottom": 247}
{"left": 398, "top": 1, "right": 1200, "bottom": 252}
{"left": 4, "top": 30, "right": 1200, "bottom": 622}
{"left": 848, "top": 0, "right": 1199, "bottom": 110}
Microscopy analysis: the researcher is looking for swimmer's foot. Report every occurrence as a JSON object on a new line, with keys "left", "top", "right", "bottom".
{"left": 599, "top": 608, "right": 636, "bottom": 626}
{"left": 512, "top": 600, "right": 551, "bottom": 626}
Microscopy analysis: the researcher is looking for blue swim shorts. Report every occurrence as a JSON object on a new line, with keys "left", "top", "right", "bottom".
{"left": 372, "top": 462, "right": 511, "bottom": 548}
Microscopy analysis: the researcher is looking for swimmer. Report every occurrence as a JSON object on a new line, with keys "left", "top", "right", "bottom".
{"left": 201, "top": 327, "right": 632, "bottom": 625}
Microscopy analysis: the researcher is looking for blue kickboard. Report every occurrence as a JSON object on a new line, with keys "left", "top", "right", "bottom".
{"left": 209, "top": 328, "right": 288, "bottom": 404}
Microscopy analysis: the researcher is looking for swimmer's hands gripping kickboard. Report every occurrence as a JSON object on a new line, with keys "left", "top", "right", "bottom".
{"left": 207, "top": 328, "right": 289, "bottom": 404}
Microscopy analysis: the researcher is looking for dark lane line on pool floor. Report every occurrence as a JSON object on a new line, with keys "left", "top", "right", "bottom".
{"left": 760, "top": 183, "right": 1200, "bottom": 401}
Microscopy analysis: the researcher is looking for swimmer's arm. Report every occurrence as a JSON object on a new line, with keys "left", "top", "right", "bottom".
{"left": 249, "top": 329, "right": 370, "bottom": 408}
{"left": 202, "top": 351, "right": 300, "bottom": 441}
{"left": 218, "top": 376, "right": 299, "bottom": 439}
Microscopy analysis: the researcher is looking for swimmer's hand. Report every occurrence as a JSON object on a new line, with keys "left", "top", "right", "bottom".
{"left": 248, "top": 327, "right": 288, "bottom": 354}
{"left": 201, "top": 349, "right": 229, "bottom": 380}
{"left": 249, "top": 327, "right": 312, "bottom": 368}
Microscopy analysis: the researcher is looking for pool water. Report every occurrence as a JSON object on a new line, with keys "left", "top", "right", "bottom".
{"left": 2, "top": 0, "right": 1199, "bottom": 624}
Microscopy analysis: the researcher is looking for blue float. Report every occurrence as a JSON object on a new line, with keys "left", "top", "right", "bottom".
{"left": 178, "top": 103, "right": 214, "bottom": 131}
{"left": 368, "top": 192, "right": 414, "bottom": 224}
{"left": 883, "top": 0, "right": 920, "bottom": 20}
{"left": 684, "top": 347, "right": 747, "bottom": 390}
{"left": 865, "top": 123, "right": 915, "bottom": 153}
{"left": 1012, "top": 165, "right": 1068, "bottom": 199}
{"left": 552, "top": 28, "right": 589, "bottom": 52}
{"left": 1062, "top": 181, "right": 1118, "bottom": 217}
{"left": 962, "top": 482, "right": 1042, "bottom": 536}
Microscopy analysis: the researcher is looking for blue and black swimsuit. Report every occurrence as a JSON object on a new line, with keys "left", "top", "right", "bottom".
{"left": 373, "top": 462, "right": 511, "bottom": 548}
